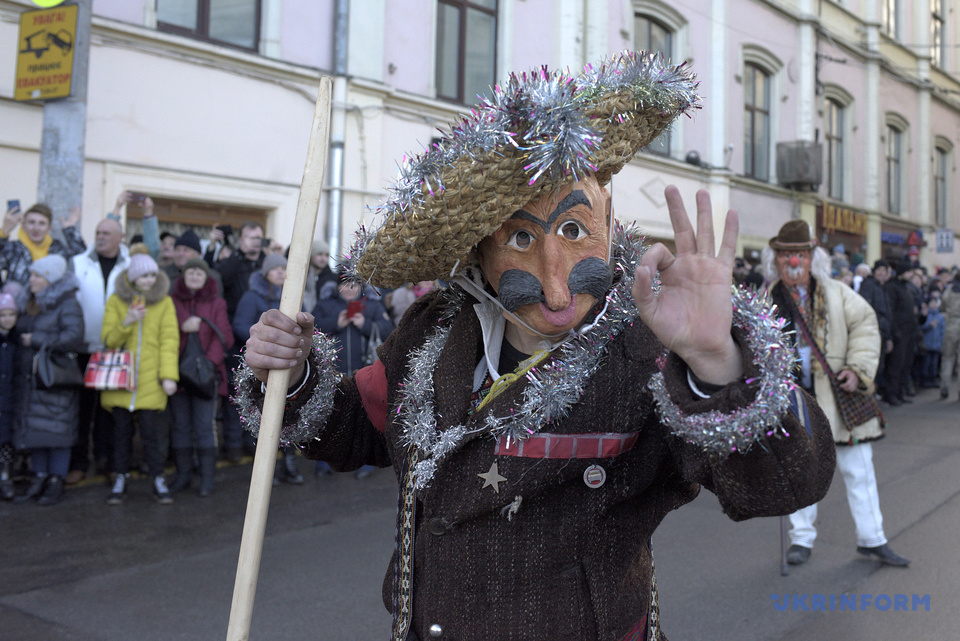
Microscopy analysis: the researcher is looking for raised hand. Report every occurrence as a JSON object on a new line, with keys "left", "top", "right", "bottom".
{"left": 244, "top": 309, "right": 315, "bottom": 383}
{"left": 631, "top": 186, "right": 743, "bottom": 385}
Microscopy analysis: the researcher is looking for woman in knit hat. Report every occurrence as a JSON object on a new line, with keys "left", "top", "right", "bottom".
{"left": 100, "top": 245, "right": 180, "bottom": 505}
{"left": 11, "top": 254, "right": 84, "bottom": 506}
{"left": 168, "top": 257, "right": 234, "bottom": 496}
{"left": 232, "top": 252, "right": 305, "bottom": 484}
{"left": 0, "top": 203, "right": 86, "bottom": 287}
{"left": 237, "top": 52, "right": 834, "bottom": 639}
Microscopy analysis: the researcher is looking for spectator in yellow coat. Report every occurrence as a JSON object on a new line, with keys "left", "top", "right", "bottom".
{"left": 100, "top": 245, "right": 180, "bottom": 505}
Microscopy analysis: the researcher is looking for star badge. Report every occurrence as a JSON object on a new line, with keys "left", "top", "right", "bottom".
{"left": 478, "top": 461, "right": 507, "bottom": 493}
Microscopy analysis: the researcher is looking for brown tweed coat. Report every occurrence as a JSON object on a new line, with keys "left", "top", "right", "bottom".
{"left": 291, "top": 289, "right": 835, "bottom": 641}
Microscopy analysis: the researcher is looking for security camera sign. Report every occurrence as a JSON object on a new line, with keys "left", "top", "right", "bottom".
{"left": 14, "top": 4, "right": 78, "bottom": 101}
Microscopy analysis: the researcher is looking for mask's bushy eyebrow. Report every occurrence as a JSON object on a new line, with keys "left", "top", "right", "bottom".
{"left": 511, "top": 190, "right": 591, "bottom": 231}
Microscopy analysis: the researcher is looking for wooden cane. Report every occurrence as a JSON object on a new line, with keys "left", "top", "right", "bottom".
{"left": 226, "top": 76, "right": 333, "bottom": 641}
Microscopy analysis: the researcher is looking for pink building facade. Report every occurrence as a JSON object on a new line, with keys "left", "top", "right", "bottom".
{"left": 1, "top": 0, "right": 958, "bottom": 269}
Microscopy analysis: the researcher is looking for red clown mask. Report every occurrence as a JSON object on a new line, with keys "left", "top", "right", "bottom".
{"left": 775, "top": 249, "right": 812, "bottom": 287}
{"left": 477, "top": 175, "right": 612, "bottom": 341}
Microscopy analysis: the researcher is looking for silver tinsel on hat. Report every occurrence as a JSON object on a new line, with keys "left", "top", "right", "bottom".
{"left": 342, "top": 50, "right": 699, "bottom": 286}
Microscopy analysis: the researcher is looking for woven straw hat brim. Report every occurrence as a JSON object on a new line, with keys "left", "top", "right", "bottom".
{"left": 355, "top": 52, "right": 699, "bottom": 288}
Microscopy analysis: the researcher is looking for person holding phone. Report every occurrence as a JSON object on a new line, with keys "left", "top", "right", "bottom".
{"left": 312, "top": 271, "right": 394, "bottom": 479}
{"left": 1, "top": 202, "right": 86, "bottom": 288}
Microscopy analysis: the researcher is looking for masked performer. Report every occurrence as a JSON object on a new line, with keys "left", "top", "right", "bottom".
{"left": 236, "top": 52, "right": 835, "bottom": 641}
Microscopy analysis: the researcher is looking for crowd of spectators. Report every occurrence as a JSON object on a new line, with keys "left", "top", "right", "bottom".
{"left": 0, "top": 193, "right": 435, "bottom": 506}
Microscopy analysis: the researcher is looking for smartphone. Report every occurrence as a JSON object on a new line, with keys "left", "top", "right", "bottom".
{"left": 346, "top": 300, "right": 366, "bottom": 317}
{"left": 216, "top": 224, "right": 233, "bottom": 237}
{"left": 128, "top": 192, "right": 148, "bottom": 206}
{"left": 6, "top": 199, "right": 20, "bottom": 214}
{"left": 261, "top": 237, "right": 271, "bottom": 248}
{"left": 132, "top": 294, "right": 145, "bottom": 307}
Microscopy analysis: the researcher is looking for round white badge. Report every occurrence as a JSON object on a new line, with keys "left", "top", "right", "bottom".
{"left": 583, "top": 464, "right": 606, "bottom": 489}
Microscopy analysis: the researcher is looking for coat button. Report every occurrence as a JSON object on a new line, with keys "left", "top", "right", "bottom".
{"left": 429, "top": 623, "right": 443, "bottom": 637}
{"left": 427, "top": 517, "right": 448, "bottom": 536}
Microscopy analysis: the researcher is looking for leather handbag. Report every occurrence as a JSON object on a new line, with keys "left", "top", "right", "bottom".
{"left": 178, "top": 316, "right": 226, "bottom": 399}
{"left": 84, "top": 349, "right": 136, "bottom": 391}
{"left": 33, "top": 344, "right": 84, "bottom": 390}
{"left": 178, "top": 333, "right": 218, "bottom": 399}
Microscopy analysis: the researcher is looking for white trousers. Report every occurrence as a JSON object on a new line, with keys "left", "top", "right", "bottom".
{"left": 788, "top": 442, "right": 887, "bottom": 549}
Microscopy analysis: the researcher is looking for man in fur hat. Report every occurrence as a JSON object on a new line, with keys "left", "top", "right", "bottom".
{"left": 762, "top": 220, "right": 909, "bottom": 569}
{"left": 236, "top": 52, "right": 835, "bottom": 640}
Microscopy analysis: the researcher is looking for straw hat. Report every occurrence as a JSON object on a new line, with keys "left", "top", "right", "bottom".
{"left": 353, "top": 50, "right": 700, "bottom": 287}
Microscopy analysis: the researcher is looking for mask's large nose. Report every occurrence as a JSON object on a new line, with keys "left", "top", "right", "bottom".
{"left": 788, "top": 255, "right": 801, "bottom": 268}
{"left": 539, "top": 235, "right": 572, "bottom": 311}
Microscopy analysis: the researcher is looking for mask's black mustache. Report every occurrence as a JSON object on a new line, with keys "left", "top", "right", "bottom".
{"left": 497, "top": 257, "right": 612, "bottom": 313}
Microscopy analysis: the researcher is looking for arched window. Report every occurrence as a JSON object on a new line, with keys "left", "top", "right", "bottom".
{"left": 884, "top": 114, "right": 909, "bottom": 215}
{"left": 825, "top": 100, "right": 845, "bottom": 200}
{"left": 635, "top": 14, "right": 673, "bottom": 155}
{"left": 743, "top": 63, "right": 770, "bottom": 181}
{"left": 436, "top": 0, "right": 498, "bottom": 104}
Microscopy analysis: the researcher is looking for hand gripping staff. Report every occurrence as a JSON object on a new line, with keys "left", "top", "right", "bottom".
{"left": 226, "top": 76, "right": 332, "bottom": 641}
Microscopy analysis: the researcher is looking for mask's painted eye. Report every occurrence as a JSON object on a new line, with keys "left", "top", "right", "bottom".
{"left": 507, "top": 229, "right": 534, "bottom": 249}
{"left": 558, "top": 220, "right": 588, "bottom": 240}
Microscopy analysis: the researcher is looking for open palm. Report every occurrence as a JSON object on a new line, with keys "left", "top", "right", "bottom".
{"left": 632, "top": 186, "right": 742, "bottom": 384}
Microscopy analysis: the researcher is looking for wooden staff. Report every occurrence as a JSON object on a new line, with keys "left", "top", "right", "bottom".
{"left": 226, "top": 76, "right": 333, "bottom": 641}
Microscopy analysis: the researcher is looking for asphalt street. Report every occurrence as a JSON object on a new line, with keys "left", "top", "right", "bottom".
{"left": 1, "top": 385, "right": 957, "bottom": 641}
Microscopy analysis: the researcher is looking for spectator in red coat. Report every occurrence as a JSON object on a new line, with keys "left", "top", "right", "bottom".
{"left": 168, "top": 258, "right": 234, "bottom": 496}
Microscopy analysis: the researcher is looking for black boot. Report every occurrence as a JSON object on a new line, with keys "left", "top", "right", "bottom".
{"left": 14, "top": 474, "right": 47, "bottom": 504}
{"left": 276, "top": 448, "right": 304, "bottom": 485}
{"left": 168, "top": 448, "right": 193, "bottom": 493}
{"left": 37, "top": 475, "right": 65, "bottom": 506}
{"left": 198, "top": 448, "right": 217, "bottom": 497}
{"left": 0, "top": 461, "right": 14, "bottom": 501}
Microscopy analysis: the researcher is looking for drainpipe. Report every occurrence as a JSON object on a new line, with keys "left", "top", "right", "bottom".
{"left": 327, "top": 0, "right": 349, "bottom": 266}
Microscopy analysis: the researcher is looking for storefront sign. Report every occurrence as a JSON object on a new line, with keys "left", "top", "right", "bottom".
{"left": 820, "top": 203, "right": 867, "bottom": 236}
{"left": 14, "top": 4, "right": 78, "bottom": 101}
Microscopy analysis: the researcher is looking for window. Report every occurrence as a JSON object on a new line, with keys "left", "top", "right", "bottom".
{"left": 635, "top": 14, "right": 673, "bottom": 155}
{"left": 882, "top": 0, "right": 899, "bottom": 39}
{"left": 158, "top": 0, "right": 261, "bottom": 51}
{"left": 743, "top": 63, "right": 770, "bottom": 181}
{"left": 932, "top": 0, "right": 945, "bottom": 68}
{"left": 886, "top": 125, "right": 902, "bottom": 214}
{"left": 935, "top": 146, "right": 949, "bottom": 227}
{"left": 436, "top": 0, "right": 497, "bottom": 104}
{"left": 825, "top": 99, "right": 844, "bottom": 200}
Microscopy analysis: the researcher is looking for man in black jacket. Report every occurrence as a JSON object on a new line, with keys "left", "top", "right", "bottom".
{"left": 859, "top": 260, "right": 893, "bottom": 399}
{"left": 215, "top": 221, "right": 265, "bottom": 461}
{"left": 882, "top": 260, "right": 920, "bottom": 405}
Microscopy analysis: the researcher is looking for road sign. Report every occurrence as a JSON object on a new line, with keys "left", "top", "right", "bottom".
{"left": 14, "top": 4, "right": 78, "bottom": 101}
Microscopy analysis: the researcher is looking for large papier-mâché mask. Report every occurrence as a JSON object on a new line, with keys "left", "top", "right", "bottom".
{"left": 477, "top": 175, "right": 612, "bottom": 338}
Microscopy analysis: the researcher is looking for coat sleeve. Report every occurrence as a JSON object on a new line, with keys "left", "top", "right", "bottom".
{"left": 157, "top": 298, "right": 180, "bottom": 382}
{"left": 102, "top": 295, "right": 135, "bottom": 349}
{"left": 34, "top": 298, "right": 85, "bottom": 352}
{"left": 214, "top": 298, "right": 235, "bottom": 352}
{"left": 657, "top": 337, "right": 836, "bottom": 522}
{"left": 840, "top": 285, "right": 881, "bottom": 383}
{"left": 231, "top": 293, "right": 259, "bottom": 345}
{"left": 60, "top": 225, "right": 87, "bottom": 258}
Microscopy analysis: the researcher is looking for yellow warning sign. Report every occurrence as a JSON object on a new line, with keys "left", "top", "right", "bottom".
{"left": 14, "top": 4, "right": 78, "bottom": 101}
